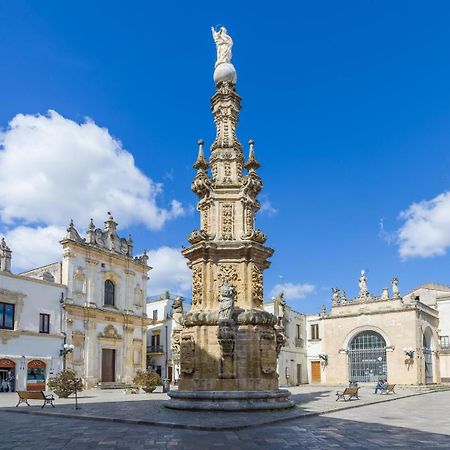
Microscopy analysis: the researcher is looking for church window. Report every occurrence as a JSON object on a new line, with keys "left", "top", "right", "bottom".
{"left": 440, "top": 336, "right": 449, "bottom": 350}
{"left": 0, "top": 303, "right": 14, "bottom": 330}
{"left": 39, "top": 313, "right": 50, "bottom": 333}
{"left": 152, "top": 309, "right": 158, "bottom": 321}
{"left": 104, "top": 280, "right": 115, "bottom": 306}
{"left": 310, "top": 324, "right": 319, "bottom": 340}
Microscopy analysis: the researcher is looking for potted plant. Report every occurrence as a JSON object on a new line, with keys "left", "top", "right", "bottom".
{"left": 132, "top": 370, "right": 162, "bottom": 393}
{"left": 47, "top": 370, "right": 83, "bottom": 398}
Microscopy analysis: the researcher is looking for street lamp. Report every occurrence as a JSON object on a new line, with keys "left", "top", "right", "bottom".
{"left": 404, "top": 347, "right": 415, "bottom": 359}
{"left": 60, "top": 343, "right": 74, "bottom": 370}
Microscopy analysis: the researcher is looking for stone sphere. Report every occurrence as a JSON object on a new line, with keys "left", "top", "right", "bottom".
{"left": 213, "top": 63, "right": 237, "bottom": 85}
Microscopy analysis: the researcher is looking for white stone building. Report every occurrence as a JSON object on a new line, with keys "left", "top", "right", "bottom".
{"left": 146, "top": 292, "right": 190, "bottom": 382}
{"left": 0, "top": 239, "right": 65, "bottom": 392}
{"left": 0, "top": 214, "right": 150, "bottom": 390}
{"left": 306, "top": 311, "right": 326, "bottom": 384}
{"left": 264, "top": 297, "right": 308, "bottom": 386}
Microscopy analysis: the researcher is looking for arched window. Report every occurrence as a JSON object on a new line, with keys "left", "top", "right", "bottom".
{"left": 348, "top": 331, "right": 387, "bottom": 382}
{"left": 104, "top": 280, "right": 115, "bottom": 306}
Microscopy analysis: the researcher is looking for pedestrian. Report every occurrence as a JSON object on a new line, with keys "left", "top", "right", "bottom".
{"left": 374, "top": 378, "right": 384, "bottom": 394}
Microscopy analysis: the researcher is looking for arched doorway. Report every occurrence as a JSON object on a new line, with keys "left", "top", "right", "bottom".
{"left": 348, "top": 331, "right": 387, "bottom": 382}
{"left": 27, "top": 360, "right": 46, "bottom": 391}
{"left": 0, "top": 359, "right": 15, "bottom": 392}
{"left": 423, "top": 328, "right": 434, "bottom": 384}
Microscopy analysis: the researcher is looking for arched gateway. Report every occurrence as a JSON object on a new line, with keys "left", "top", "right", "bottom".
{"left": 348, "top": 331, "right": 387, "bottom": 382}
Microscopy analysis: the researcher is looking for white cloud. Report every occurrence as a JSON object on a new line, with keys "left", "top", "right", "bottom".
{"left": 397, "top": 192, "right": 450, "bottom": 259}
{"left": 269, "top": 282, "right": 315, "bottom": 301}
{"left": 147, "top": 246, "right": 191, "bottom": 297}
{"left": 0, "top": 110, "right": 185, "bottom": 230}
{"left": 259, "top": 195, "right": 278, "bottom": 216}
{"left": 4, "top": 225, "right": 64, "bottom": 270}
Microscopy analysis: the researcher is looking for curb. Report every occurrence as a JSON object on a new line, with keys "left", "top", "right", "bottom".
{"left": 1, "top": 389, "right": 445, "bottom": 432}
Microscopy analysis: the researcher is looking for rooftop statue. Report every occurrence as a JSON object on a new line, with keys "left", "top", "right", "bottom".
{"left": 359, "top": 270, "right": 369, "bottom": 297}
{"left": 211, "top": 26, "right": 233, "bottom": 67}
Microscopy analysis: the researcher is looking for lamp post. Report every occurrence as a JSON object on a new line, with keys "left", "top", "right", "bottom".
{"left": 60, "top": 342, "right": 74, "bottom": 370}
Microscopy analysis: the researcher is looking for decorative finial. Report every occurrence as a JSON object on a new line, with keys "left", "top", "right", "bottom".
{"left": 193, "top": 139, "right": 208, "bottom": 170}
{"left": 127, "top": 234, "right": 133, "bottom": 243}
{"left": 88, "top": 218, "right": 95, "bottom": 230}
{"left": 245, "top": 139, "right": 260, "bottom": 170}
{"left": 107, "top": 212, "right": 113, "bottom": 220}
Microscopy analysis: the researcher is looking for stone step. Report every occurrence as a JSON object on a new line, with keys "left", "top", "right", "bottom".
{"left": 96, "top": 382, "right": 133, "bottom": 390}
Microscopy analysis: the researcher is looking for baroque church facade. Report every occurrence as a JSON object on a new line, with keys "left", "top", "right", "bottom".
{"left": 0, "top": 214, "right": 149, "bottom": 390}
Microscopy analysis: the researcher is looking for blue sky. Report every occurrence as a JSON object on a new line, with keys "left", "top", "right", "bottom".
{"left": 1, "top": 1, "right": 450, "bottom": 313}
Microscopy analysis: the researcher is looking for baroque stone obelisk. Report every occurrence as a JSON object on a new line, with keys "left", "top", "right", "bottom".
{"left": 167, "top": 27, "right": 292, "bottom": 410}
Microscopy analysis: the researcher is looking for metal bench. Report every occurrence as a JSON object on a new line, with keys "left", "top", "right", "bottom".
{"left": 16, "top": 390, "right": 55, "bottom": 408}
{"left": 336, "top": 386, "right": 360, "bottom": 401}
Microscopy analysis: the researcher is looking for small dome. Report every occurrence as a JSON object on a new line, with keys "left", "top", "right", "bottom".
{"left": 213, "top": 63, "right": 237, "bottom": 85}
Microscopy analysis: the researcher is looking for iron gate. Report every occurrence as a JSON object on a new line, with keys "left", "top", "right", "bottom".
{"left": 348, "top": 331, "right": 387, "bottom": 382}
{"left": 423, "top": 349, "right": 433, "bottom": 383}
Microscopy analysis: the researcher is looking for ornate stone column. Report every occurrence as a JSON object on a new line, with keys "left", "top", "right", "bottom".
{"left": 167, "top": 27, "right": 292, "bottom": 411}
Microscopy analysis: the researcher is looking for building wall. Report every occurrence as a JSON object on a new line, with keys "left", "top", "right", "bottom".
{"left": 0, "top": 271, "right": 65, "bottom": 391}
{"left": 320, "top": 299, "right": 440, "bottom": 385}
{"left": 306, "top": 313, "right": 325, "bottom": 383}
{"left": 60, "top": 229, "right": 149, "bottom": 388}
{"left": 264, "top": 302, "right": 308, "bottom": 386}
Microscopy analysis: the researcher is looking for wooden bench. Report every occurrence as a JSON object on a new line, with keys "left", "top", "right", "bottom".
{"left": 336, "top": 386, "right": 360, "bottom": 401}
{"left": 16, "top": 391, "right": 55, "bottom": 408}
{"left": 381, "top": 384, "right": 396, "bottom": 395}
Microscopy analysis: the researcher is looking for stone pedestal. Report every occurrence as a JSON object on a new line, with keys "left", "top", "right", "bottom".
{"left": 167, "top": 389, "right": 293, "bottom": 411}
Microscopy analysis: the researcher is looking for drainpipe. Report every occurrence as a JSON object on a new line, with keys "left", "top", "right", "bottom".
{"left": 165, "top": 325, "right": 168, "bottom": 378}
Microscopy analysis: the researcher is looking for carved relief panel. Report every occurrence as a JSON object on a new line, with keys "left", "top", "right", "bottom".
{"left": 251, "top": 265, "right": 264, "bottom": 306}
{"left": 192, "top": 266, "right": 203, "bottom": 306}
{"left": 259, "top": 330, "right": 277, "bottom": 375}
{"left": 221, "top": 203, "right": 233, "bottom": 240}
{"left": 180, "top": 335, "right": 195, "bottom": 375}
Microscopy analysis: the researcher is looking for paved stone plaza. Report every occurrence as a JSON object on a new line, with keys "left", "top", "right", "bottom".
{"left": 0, "top": 387, "right": 449, "bottom": 448}
{"left": 0, "top": 390, "right": 449, "bottom": 449}
{"left": 0, "top": 385, "right": 440, "bottom": 430}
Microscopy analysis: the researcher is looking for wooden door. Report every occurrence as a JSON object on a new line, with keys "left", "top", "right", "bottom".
{"left": 311, "top": 361, "right": 321, "bottom": 383}
{"left": 102, "top": 349, "right": 116, "bottom": 382}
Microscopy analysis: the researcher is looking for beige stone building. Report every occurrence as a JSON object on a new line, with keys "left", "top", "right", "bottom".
{"left": 310, "top": 273, "right": 441, "bottom": 385}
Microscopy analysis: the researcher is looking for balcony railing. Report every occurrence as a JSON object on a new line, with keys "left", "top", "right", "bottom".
{"left": 295, "top": 338, "right": 304, "bottom": 348}
{"left": 147, "top": 345, "right": 164, "bottom": 354}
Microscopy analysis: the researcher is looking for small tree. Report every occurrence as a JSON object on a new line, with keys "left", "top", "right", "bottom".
{"left": 132, "top": 370, "right": 162, "bottom": 393}
{"left": 47, "top": 370, "right": 83, "bottom": 398}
